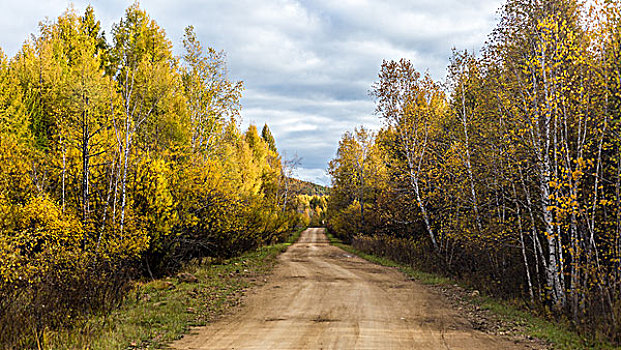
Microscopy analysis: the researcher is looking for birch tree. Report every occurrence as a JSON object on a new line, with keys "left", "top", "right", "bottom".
{"left": 110, "top": 4, "right": 177, "bottom": 233}
{"left": 372, "top": 59, "right": 444, "bottom": 252}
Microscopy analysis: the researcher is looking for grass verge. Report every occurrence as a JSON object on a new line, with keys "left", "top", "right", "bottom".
{"left": 326, "top": 233, "right": 606, "bottom": 350}
{"left": 48, "top": 228, "right": 305, "bottom": 350}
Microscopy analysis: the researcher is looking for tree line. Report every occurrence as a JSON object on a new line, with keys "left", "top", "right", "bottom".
{"left": 327, "top": 0, "right": 621, "bottom": 342}
{"left": 0, "top": 4, "right": 305, "bottom": 348}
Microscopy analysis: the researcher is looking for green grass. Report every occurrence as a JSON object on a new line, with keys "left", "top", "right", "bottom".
{"left": 478, "top": 297, "right": 565, "bottom": 346}
{"left": 47, "top": 228, "right": 305, "bottom": 350}
{"left": 326, "top": 233, "right": 609, "bottom": 350}
{"left": 473, "top": 296, "right": 610, "bottom": 350}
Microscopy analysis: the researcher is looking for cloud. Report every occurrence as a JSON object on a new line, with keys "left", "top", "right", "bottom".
{"left": 294, "top": 167, "right": 330, "bottom": 186}
{"left": 0, "top": 0, "right": 504, "bottom": 185}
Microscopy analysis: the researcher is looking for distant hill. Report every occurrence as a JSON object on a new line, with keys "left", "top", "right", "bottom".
{"left": 289, "top": 178, "right": 329, "bottom": 196}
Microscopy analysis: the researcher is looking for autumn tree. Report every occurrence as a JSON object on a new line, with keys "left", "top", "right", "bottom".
{"left": 371, "top": 59, "right": 446, "bottom": 252}
{"left": 182, "top": 25, "right": 242, "bottom": 155}
{"left": 0, "top": 5, "right": 302, "bottom": 347}
{"left": 328, "top": 0, "right": 621, "bottom": 341}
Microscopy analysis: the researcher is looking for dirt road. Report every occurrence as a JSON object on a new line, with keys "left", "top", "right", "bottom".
{"left": 173, "top": 228, "right": 528, "bottom": 349}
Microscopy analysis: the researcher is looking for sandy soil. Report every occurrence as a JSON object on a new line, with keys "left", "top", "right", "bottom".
{"left": 173, "top": 228, "right": 528, "bottom": 350}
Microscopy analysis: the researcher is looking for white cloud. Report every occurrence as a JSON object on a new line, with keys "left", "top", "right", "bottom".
{"left": 294, "top": 167, "right": 330, "bottom": 185}
{"left": 0, "top": 0, "right": 505, "bottom": 186}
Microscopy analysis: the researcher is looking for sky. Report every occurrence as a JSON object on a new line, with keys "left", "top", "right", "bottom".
{"left": 0, "top": 0, "right": 504, "bottom": 185}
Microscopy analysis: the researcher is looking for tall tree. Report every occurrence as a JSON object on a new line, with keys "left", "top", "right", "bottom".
{"left": 182, "top": 25, "right": 243, "bottom": 155}
{"left": 110, "top": 3, "right": 179, "bottom": 233}
{"left": 372, "top": 59, "right": 445, "bottom": 252}
{"left": 261, "top": 123, "right": 277, "bottom": 152}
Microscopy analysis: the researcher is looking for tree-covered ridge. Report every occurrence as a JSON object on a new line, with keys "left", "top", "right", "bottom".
{"left": 289, "top": 177, "right": 329, "bottom": 196}
{"left": 328, "top": 0, "right": 621, "bottom": 343}
{"left": 0, "top": 5, "right": 303, "bottom": 348}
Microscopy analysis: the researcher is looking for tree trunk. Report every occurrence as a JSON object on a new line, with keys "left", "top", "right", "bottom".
{"left": 82, "top": 99, "right": 90, "bottom": 228}
{"left": 514, "top": 184, "right": 534, "bottom": 303}
{"left": 460, "top": 74, "right": 482, "bottom": 232}
{"left": 411, "top": 174, "right": 438, "bottom": 252}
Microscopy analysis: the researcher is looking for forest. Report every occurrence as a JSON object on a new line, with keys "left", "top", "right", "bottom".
{"left": 0, "top": 4, "right": 319, "bottom": 347}
{"left": 327, "top": 0, "right": 621, "bottom": 343}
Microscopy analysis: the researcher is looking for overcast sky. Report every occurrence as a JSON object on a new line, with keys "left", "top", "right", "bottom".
{"left": 0, "top": 0, "right": 504, "bottom": 185}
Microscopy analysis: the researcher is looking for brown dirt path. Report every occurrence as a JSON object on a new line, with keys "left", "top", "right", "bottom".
{"left": 173, "top": 228, "right": 529, "bottom": 350}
